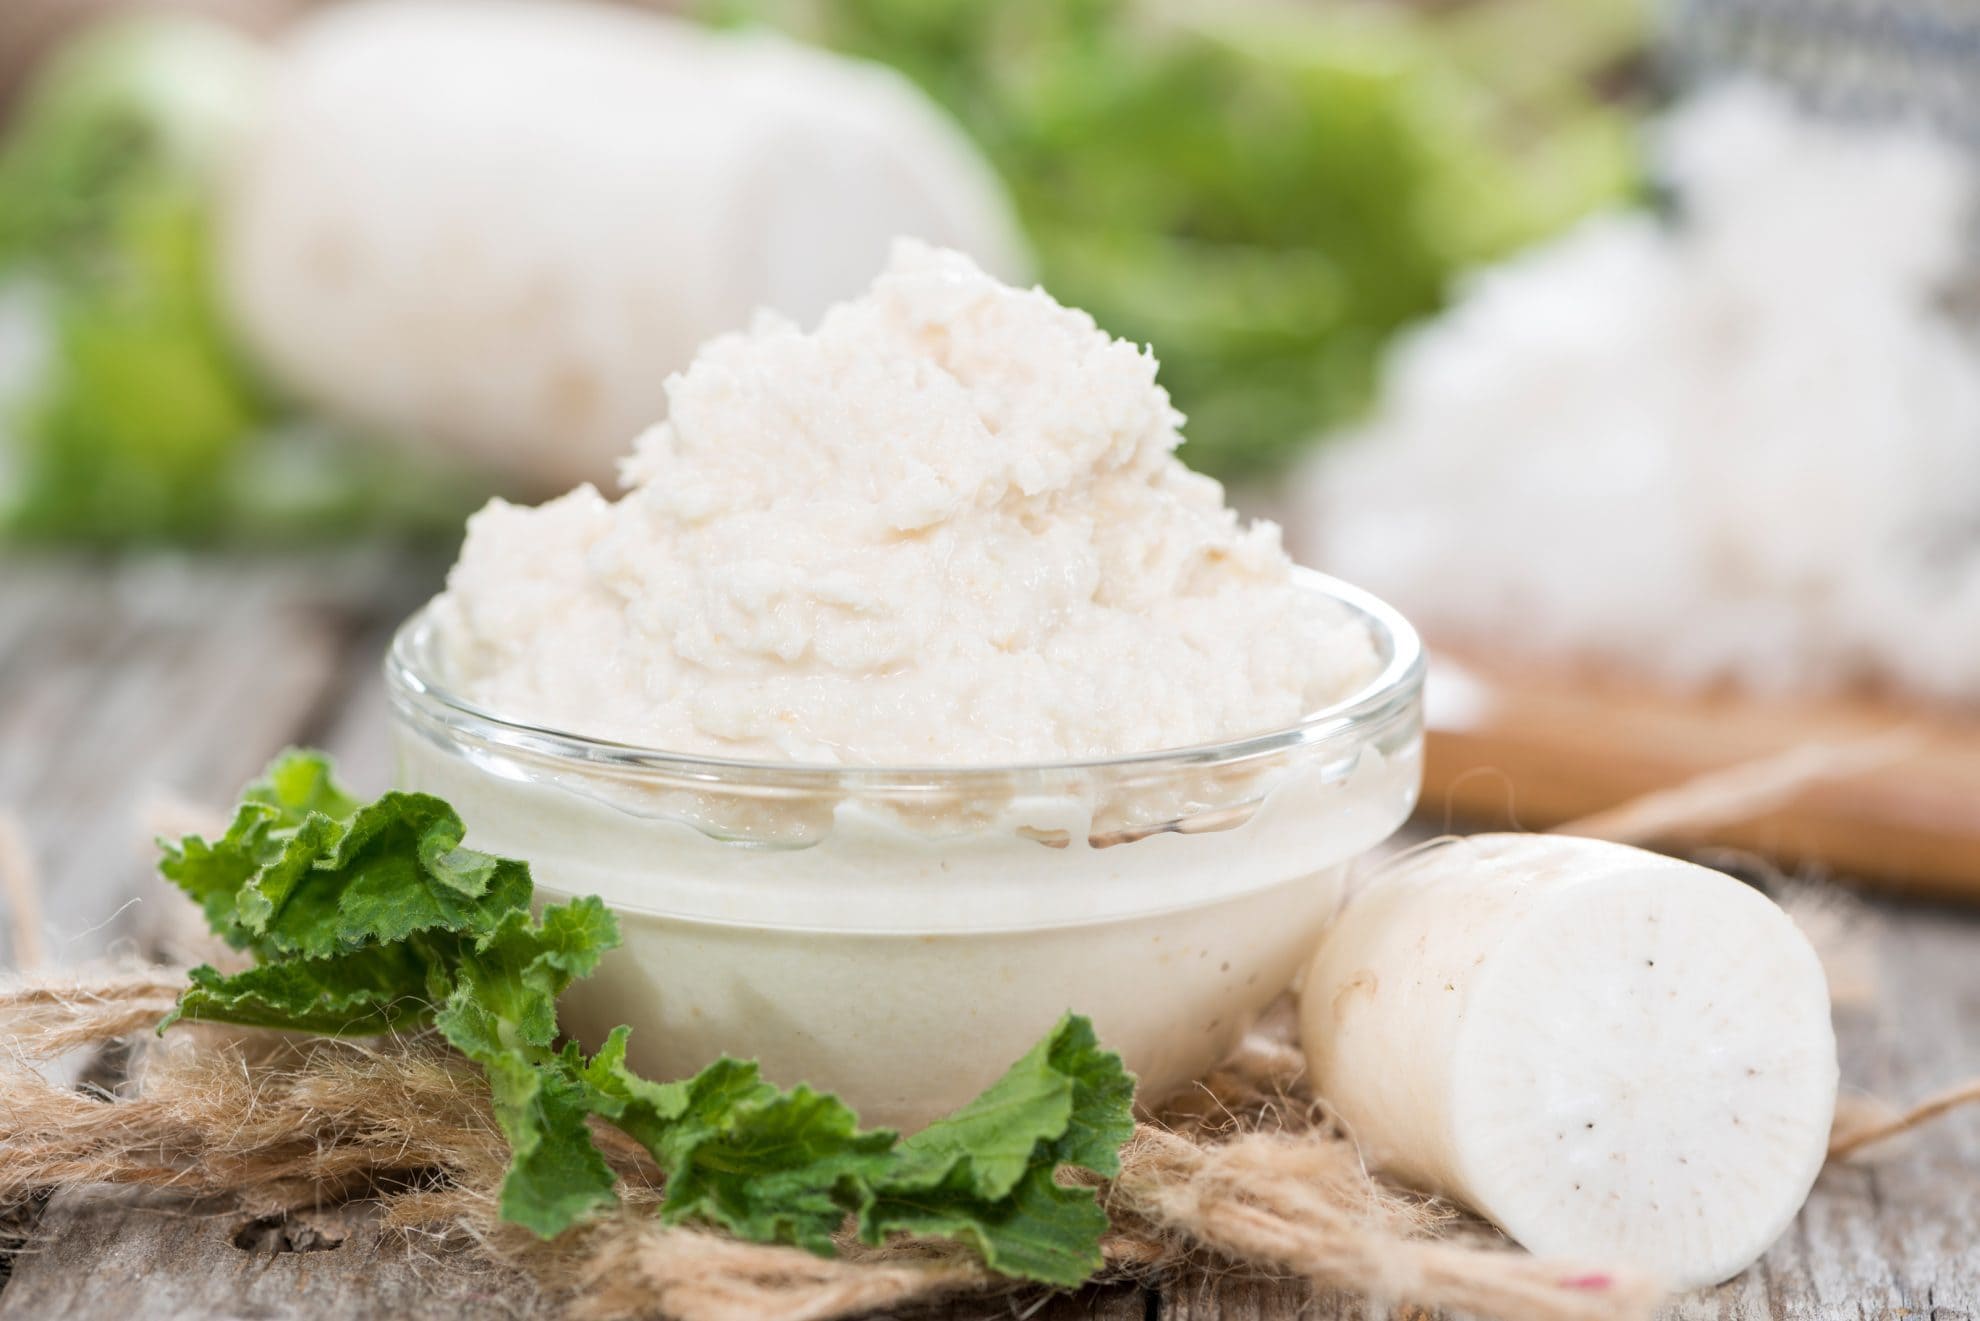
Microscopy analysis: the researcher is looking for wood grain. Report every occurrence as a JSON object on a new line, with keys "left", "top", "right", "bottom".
{"left": 0, "top": 552, "right": 441, "bottom": 969}
{"left": 1423, "top": 651, "right": 1980, "bottom": 902}
{"left": 0, "top": 1191, "right": 540, "bottom": 1320}
{"left": 3, "top": 559, "right": 1978, "bottom": 1320}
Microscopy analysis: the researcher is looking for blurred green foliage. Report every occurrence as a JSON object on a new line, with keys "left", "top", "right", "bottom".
{"left": 0, "top": 18, "right": 267, "bottom": 541}
{"left": 0, "top": 16, "right": 471, "bottom": 546}
{"left": 706, "top": 0, "right": 1644, "bottom": 479}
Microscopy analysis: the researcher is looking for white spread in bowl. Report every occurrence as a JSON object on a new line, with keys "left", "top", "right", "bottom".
{"left": 432, "top": 240, "right": 1378, "bottom": 765}
{"left": 392, "top": 244, "right": 1423, "bottom": 1128}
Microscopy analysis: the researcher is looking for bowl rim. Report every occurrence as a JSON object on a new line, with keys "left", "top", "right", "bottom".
{"left": 384, "top": 567, "right": 1424, "bottom": 786}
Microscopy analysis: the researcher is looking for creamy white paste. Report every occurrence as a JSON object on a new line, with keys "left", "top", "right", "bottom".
{"left": 435, "top": 241, "right": 1375, "bottom": 765}
{"left": 406, "top": 242, "right": 1420, "bottom": 1126}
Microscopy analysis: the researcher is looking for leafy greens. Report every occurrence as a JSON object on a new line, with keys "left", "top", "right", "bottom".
{"left": 159, "top": 749, "right": 1135, "bottom": 1283}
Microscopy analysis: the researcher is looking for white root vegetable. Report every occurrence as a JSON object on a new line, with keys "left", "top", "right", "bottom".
{"left": 216, "top": 0, "right": 1025, "bottom": 491}
{"left": 1299, "top": 834, "right": 1837, "bottom": 1290}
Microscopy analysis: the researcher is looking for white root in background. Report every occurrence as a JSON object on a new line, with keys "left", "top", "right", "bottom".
{"left": 218, "top": 0, "right": 1026, "bottom": 492}
{"left": 1299, "top": 834, "right": 1837, "bottom": 1290}
{"left": 1293, "top": 85, "right": 1980, "bottom": 704}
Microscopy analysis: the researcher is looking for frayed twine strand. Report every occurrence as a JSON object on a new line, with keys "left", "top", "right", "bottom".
{"left": 1829, "top": 1080, "right": 1980, "bottom": 1161}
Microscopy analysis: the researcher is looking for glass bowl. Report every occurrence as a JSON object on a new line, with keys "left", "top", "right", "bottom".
{"left": 385, "top": 569, "right": 1424, "bottom": 1130}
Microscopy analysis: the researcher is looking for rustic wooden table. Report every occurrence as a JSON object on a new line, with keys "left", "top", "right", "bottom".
{"left": 2, "top": 554, "right": 1977, "bottom": 1320}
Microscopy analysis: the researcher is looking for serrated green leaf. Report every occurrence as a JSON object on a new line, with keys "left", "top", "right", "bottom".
{"left": 158, "top": 751, "right": 1137, "bottom": 1274}
{"left": 528, "top": 897, "right": 620, "bottom": 986}
{"left": 163, "top": 946, "right": 432, "bottom": 1036}
{"left": 574, "top": 1025, "right": 694, "bottom": 1151}
{"left": 1034, "top": 1013, "right": 1138, "bottom": 1179}
{"left": 159, "top": 754, "right": 532, "bottom": 963}
{"left": 884, "top": 1029, "right": 1077, "bottom": 1201}
{"left": 862, "top": 1014, "right": 1136, "bottom": 1286}
{"left": 445, "top": 899, "right": 619, "bottom": 1056}
{"left": 644, "top": 1063, "right": 897, "bottom": 1255}
{"left": 425, "top": 898, "right": 624, "bottom": 1237}
{"left": 866, "top": 1154, "right": 1114, "bottom": 1287}
{"left": 247, "top": 748, "right": 362, "bottom": 826}
{"left": 156, "top": 801, "right": 279, "bottom": 945}
{"left": 242, "top": 794, "right": 527, "bottom": 959}
{"left": 477, "top": 1037, "right": 621, "bottom": 1237}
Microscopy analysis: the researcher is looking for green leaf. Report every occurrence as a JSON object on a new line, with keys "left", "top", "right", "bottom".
{"left": 158, "top": 751, "right": 1137, "bottom": 1274}
{"left": 156, "top": 802, "right": 280, "bottom": 944}
{"left": 158, "top": 750, "right": 631, "bottom": 1240}
{"left": 884, "top": 1031, "right": 1076, "bottom": 1200}
{"left": 478, "top": 1039, "right": 621, "bottom": 1237}
{"left": 254, "top": 794, "right": 528, "bottom": 958}
{"left": 574, "top": 1025, "right": 695, "bottom": 1148}
{"left": 872, "top": 1156, "right": 1116, "bottom": 1287}
{"left": 444, "top": 900, "right": 619, "bottom": 1054}
{"left": 1030, "top": 1013, "right": 1138, "bottom": 1178}
{"left": 159, "top": 754, "right": 531, "bottom": 963}
{"left": 863, "top": 1014, "right": 1136, "bottom": 1286}
{"left": 638, "top": 1057, "right": 898, "bottom": 1255}
{"left": 425, "top": 898, "right": 625, "bottom": 1238}
{"left": 162, "top": 947, "right": 433, "bottom": 1036}
{"left": 244, "top": 745, "right": 363, "bottom": 826}
{"left": 523, "top": 896, "right": 620, "bottom": 987}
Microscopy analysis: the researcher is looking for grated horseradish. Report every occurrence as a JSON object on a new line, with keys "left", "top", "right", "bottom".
{"left": 435, "top": 241, "right": 1376, "bottom": 766}
{"left": 398, "top": 244, "right": 1419, "bottom": 1127}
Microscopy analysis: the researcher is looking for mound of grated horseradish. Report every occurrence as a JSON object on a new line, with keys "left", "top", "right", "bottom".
{"left": 435, "top": 240, "right": 1376, "bottom": 765}
{"left": 401, "top": 242, "right": 1419, "bottom": 1131}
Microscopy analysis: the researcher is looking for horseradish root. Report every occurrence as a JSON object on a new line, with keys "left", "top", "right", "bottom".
{"left": 1299, "top": 834, "right": 1837, "bottom": 1289}
{"left": 218, "top": 0, "right": 1024, "bottom": 491}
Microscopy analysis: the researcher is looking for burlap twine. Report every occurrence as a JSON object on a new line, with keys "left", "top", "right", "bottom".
{"left": 0, "top": 737, "right": 1974, "bottom": 1321}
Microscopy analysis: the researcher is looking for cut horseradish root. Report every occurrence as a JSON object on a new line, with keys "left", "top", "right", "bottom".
{"left": 1299, "top": 834, "right": 1838, "bottom": 1290}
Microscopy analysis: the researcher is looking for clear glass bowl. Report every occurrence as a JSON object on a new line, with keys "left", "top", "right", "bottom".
{"left": 385, "top": 570, "right": 1424, "bottom": 1129}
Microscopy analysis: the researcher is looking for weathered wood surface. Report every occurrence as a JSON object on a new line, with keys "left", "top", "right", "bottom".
{"left": 2, "top": 555, "right": 1978, "bottom": 1321}
{"left": 0, "top": 1192, "right": 543, "bottom": 1320}
{"left": 0, "top": 551, "right": 434, "bottom": 968}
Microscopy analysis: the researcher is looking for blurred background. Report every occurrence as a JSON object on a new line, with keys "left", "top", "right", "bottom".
{"left": 3, "top": 0, "right": 1979, "bottom": 969}
{"left": 0, "top": 0, "right": 1654, "bottom": 540}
